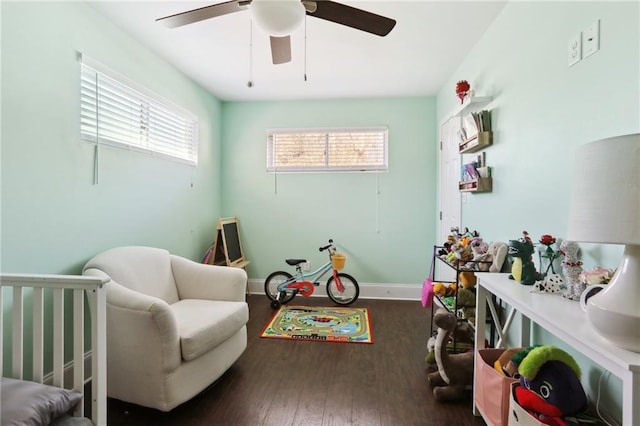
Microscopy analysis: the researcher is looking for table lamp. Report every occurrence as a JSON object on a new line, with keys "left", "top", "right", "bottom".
{"left": 567, "top": 133, "right": 640, "bottom": 352}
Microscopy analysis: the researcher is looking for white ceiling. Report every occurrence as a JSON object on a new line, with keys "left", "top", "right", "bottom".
{"left": 88, "top": 1, "right": 507, "bottom": 101}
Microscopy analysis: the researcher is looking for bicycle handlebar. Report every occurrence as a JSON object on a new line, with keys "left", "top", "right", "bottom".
{"left": 319, "top": 239, "right": 334, "bottom": 252}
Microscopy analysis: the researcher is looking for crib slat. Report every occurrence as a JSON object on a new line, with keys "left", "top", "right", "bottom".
{"left": 89, "top": 285, "right": 107, "bottom": 426}
{"left": 32, "top": 287, "right": 44, "bottom": 383}
{"left": 12, "top": 287, "right": 24, "bottom": 380}
{"left": 73, "top": 289, "right": 85, "bottom": 417}
{"left": 52, "top": 288, "right": 64, "bottom": 387}
{"left": 0, "top": 287, "right": 3, "bottom": 372}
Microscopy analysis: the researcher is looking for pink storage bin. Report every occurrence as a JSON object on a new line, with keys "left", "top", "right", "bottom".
{"left": 474, "top": 348, "right": 519, "bottom": 426}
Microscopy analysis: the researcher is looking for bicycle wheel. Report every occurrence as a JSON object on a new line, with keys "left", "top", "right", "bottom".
{"left": 326, "top": 272, "right": 359, "bottom": 305}
{"left": 264, "top": 271, "right": 296, "bottom": 304}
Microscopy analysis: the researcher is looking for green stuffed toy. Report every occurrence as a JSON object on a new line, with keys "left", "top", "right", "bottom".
{"left": 508, "top": 231, "right": 543, "bottom": 285}
{"left": 512, "top": 345, "right": 589, "bottom": 424}
{"left": 456, "top": 287, "right": 476, "bottom": 325}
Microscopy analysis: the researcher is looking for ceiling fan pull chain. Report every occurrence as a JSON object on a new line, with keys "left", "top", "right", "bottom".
{"left": 248, "top": 19, "right": 254, "bottom": 88}
{"left": 304, "top": 15, "right": 308, "bottom": 82}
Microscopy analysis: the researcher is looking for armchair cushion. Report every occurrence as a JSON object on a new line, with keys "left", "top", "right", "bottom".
{"left": 171, "top": 300, "right": 248, "bottom": 361}
{"left": 171, "top": 255, "right": 246, "bottom": 302}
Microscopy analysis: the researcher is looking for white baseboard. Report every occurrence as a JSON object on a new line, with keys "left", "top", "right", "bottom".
{"left": 248, "top": 279, "right": 421, "bottom": 301}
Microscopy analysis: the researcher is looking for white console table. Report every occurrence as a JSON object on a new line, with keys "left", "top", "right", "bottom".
{"left": 473, "top": 273, "right": 640, "bottom": 425}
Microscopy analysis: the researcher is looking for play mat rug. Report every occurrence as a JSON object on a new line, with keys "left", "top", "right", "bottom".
{"left": 260, "top": 306, "right": 373, "bottom": 344}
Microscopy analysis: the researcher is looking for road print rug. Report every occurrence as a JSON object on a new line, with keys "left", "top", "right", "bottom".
{"left": 260, "top": 305, "right": 373, "bottom": 344}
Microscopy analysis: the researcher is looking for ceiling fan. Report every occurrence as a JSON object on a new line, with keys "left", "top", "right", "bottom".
{"left": 156, "top": 0, "right": 396, "bottom": 65}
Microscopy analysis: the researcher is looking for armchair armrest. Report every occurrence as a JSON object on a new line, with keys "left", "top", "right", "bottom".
{"left": 83, "top": 268, "right": 182, "bottom": 373}
{"left": 170, "top": 255, "right": 247, "bottom": 302}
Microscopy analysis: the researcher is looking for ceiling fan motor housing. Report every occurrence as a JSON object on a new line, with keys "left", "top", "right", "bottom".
{"left": 250, "top": 0, "right": 305, "bottom": 37}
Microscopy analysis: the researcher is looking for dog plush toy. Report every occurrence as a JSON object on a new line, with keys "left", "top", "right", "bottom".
{"left": 532, "top": 273, "right": 564, "bottom": 294}
{"left": 427, "top": 309, "right": 475, "bottom": 401}
{"left": 560, "top": 240, "right": 585, "bottom": 301}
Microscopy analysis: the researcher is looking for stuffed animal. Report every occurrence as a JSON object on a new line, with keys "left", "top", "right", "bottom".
{"left": 466, "top": 238, "right": 491, "bottom": 271}
{"left": 560, "top": 240, "right": 584, "bottom": 301}
{"left": 508, "top": 232, "right": 543, "bottom": 285}
{"left": 513, "top": 345, "right": 588, "bottom": 424}
{"left": 427, "top": 309, "right": 475, "bottom": 401}
{"left": 450, "top": 241, "right": 473, "bottom": 267}
{"left": 433, "top": 282, "right": 457, "bottom": 298}
{"left": 493, "top": 346, "right": 525, "bottom": 377}
{"left": 458, "top": 271, "right": 476, "bottom": 288}
{"left": 438, "top": 235, "right": 457, "bottom": 256}
{"left": 488, "top": 241, "right": 508, "bottom": 273}
{"left": 456, "top": 287, "right": 476, "bottom": 324}
{"left": 531, "top": 273, "right": 564, "bottom": 294}
{"left": 424, "top": 320, "right": 474, "bottom": 365}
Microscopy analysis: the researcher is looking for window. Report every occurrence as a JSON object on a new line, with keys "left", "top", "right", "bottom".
{"left": 267, "top": 127, "right": 388, "bottom": 172}
{"left": 80, "top": 55, "right": 198, "bottom": 165}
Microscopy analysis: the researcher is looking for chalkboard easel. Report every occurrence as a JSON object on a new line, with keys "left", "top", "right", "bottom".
{"left": 207, "top": 216, "right": 250, "bottom": 269}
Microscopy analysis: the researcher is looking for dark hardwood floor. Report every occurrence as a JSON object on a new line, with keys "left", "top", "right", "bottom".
{"left": 105, "top": 295, "right": 486, "bottom": 425}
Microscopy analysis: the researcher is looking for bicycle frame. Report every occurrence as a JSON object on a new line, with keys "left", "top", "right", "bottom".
{"left": 277, "top": 259, "right": 345, "bottom": 297}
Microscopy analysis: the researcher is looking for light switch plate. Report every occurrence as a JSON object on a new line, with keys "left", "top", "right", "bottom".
{"left": 583, "top": 19, "right": 600, "bottom": 58}
{"left": 568, "top": 33, "right": 582, "bottom": 67}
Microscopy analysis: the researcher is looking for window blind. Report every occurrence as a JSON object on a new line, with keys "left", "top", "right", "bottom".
{"left": 267, "top": 127, "right": 388, "bottom": 172}
{"left": 80, "top": 58, "right": 198, "bottom": 165}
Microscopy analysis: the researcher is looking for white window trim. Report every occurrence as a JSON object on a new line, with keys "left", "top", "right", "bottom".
{"left": 79, "top": 53, "right": 198, "bottom": 166}
{"left": 266, "top": 126, "right": 389, "bottom": 173}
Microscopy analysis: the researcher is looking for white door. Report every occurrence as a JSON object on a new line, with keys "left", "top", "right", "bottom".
{"left": 436, "top": 117, "right": 461, "bottom": 281}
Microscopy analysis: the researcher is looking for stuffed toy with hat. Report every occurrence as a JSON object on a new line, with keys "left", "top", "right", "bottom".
{"left": 512, "top": 345, "right": 588, "bottom": 425}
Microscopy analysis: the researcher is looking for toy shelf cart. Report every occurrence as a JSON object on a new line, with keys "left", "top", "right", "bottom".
{"left": 428, "top": 245, "right": 495, "bottom": 351}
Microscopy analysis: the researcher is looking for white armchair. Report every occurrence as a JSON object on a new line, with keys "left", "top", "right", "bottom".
{"left": 83, "top": 246, "right": 248, "bottom": 411}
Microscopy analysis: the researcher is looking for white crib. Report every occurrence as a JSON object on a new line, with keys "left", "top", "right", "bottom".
{"left": 1, "top": 273, "right": 107, "bottom": 425}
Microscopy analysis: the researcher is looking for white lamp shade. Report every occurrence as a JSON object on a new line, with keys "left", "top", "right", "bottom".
{"left": 567, "top": 133, "right": 640, "bottom": 352}
{"left": 567, "top": 134, "right": 640, "bottom": 244}
{"left": 250, "top": 0, "right": 305, "bottom": 37}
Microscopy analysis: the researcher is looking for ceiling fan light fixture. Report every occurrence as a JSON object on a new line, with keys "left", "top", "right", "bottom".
{"left": 250, "top": 0, "right": 305, "bottom": 37}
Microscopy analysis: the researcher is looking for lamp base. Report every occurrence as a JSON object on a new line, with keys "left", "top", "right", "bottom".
{"left": 586, "top": 244, "right": 640, "bottom": 352}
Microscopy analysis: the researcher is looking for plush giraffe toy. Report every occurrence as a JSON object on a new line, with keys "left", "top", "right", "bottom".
{"left": 560, "top": 240, "right": 584, "bottom": 301}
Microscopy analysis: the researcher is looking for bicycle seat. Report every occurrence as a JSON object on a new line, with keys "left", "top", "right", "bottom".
{"left": 286, "top": 259, "right": 307, "bottom": 266}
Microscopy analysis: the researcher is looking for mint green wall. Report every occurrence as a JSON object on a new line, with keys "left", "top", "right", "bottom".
{"left": 221, "top": 98, "right": 437, "bottom": 284}
{"left": 1, "top": 2, "right": 223, "bottom": 274}
{"left": 436, "top": 2, "right": 639, "bottom": 421}
{"left": 1, "top": 2, "right": 222, "bottom": 375}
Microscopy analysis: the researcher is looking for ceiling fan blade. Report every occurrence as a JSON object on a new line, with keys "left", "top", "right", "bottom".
{"left": 306, "top": 1, "right": 396, "bottom": 36}
{"left": 156, "top": 0, "right": 250, "bottom": 28}
{"left": 270, "top": 36, "right": 292, "bottom": 64}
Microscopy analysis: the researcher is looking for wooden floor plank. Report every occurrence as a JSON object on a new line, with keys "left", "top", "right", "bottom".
{"left": 105, "top": 295, "right": 486, "bottom": 425}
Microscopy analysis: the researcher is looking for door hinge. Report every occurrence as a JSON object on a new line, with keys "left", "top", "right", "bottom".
{"left": 439, "top": 211, "right": 442, "bottom": 220}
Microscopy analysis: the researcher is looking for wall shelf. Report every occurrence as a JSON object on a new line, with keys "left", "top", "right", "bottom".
{"left": 459, "top": 178, "right": 492, "bottom": 193}
{"left": 460, "top": 131, "right": 493, "bottom": 154}
{"left": 451, "top": 96, "right": 493, "bottom": 118}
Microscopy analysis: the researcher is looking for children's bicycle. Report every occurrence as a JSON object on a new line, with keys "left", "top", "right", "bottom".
{"left": 264, "top": 239, "right": 360, "bottom": 309}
